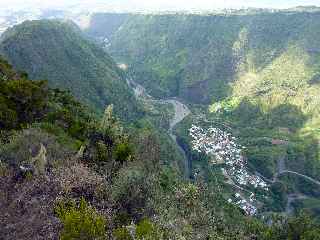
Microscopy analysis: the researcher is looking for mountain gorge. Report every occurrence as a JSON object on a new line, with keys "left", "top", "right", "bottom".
{"left": 88, "top": 11, "right": 320, "bottom": 215}
{"left": 1, "top": 52, "right": 303, "bottom": 240}
{"left": 107, "top": 12, "right": 320, "bottom": 104}
{"left": 2, "top": 7, "right": 320, "bottom": 239}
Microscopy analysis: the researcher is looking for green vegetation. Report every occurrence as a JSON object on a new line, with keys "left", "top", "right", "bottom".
{"left": 55, "top": 198, "right": 107, "bottom": 240}
{"left": 113, "top": 227, "right": 133, "bottom": 240}
{"left": 105, "top": 11, "right": 320, "bottom": 215}
{"left": 2, "top": 55, "right": 318, "bottom": 238}
{"left": 293, "top": 198, "right": 320, "bottom": 221}
{"left": 0, "top": 20, "right": 142, "bottom": 121}
{"left": 207, "top": 43, "right": 320, "bottom": 211}
{"left": 113, "top": 218, "right": 162, "bottom": 240}
{"left": 108, "top": 12, "right": 320, "bottom": 106}
{"left": 0, "top": 58, "right": 48, "bottom": 129}
{"left": 2, "top": 11, "right": 320, "bottom": 239}
{"left": 85, "top": 13, "right": 131, "bottom": 41}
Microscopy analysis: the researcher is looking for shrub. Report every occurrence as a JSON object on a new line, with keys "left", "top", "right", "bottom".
{"left": 0, "top": 99, "right": 18, "bottom": 129}
{"left": 113, "top": 211, "right": 132, "bottom": 227}
{"left": 96, "top": 141, "right": 109, "bottom": 162}
{"left": 0, "top": 128, "right": 71, "bottom": 167}
{"left": 135, "top": 219, "right": 157, "bottom": 240}
{"left": 33, "top": 122, "right": 81, "bottom": 150}
{"left": 0, "top": 160, "right": 8, "bottom": 176}
{"left": 113, "top": 227, "right": 133, "bottom": 240}
{"left": 113, "top": 219, "right": 161, "bottom": 240}
{"left": 55, "top": 198, "right": 107, "bottom": 240}
{"left": 111, "top": 167, "right": 150, "bottom": 219}
{"left": 175, "top": 183, "right": 200, "bottom": 208}
{"left": 159, "top": 167, "right": 179, "bottom": 192}
{"left": 113, "top": 142, "right": 133, "bottom": 164}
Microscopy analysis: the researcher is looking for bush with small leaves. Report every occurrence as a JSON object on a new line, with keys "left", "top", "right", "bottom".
{"left": 96, "top": 141, "right": 109, "bottom": 162}
{"left": 0, "top": 78, "right": 48, "bottom": 129}
{"left": 0, "top": 128, "right": 71, "bottom": 167}
{"left": 175, "top": 183, "right": 200, "bottom": 209}
{"left": 113, "top": 211, "right": 132, "bottom": 227}
{"left": 113, "top": 227, "right": 133, "bottom": 240}
{"left": 136, "top": 219, "right": 160, "bottom": 240}
{"left": 113, "top": 142, "right": 133, "bottom": 164}
{"left": 55, "top": 198, "right": 107, "bottom": 240}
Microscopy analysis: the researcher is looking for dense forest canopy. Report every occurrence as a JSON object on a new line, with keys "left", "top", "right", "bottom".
{"left": 0, "top": 20, "right": 142, "bottom": 121}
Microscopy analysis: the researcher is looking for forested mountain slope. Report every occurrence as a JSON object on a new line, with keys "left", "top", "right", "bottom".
{"left": 85, "top": 13, "right": 131, "bottom": 42}
{"left": 0, "top": 20, "right": 142, "bottom": 121}
{"left": 87, "top": 11, "right": 320, "bottom": 215}
{"left": 1, "top": 54, "right": 320, "bottom": 239}
{"left": 0, "top": 20, "right": 186, "bottom": 171}
{"left": 107, "top": 12, "right": 320, "bottom": 104}
{"left": 0, "top": 9, "right": 320, "bottom": 236}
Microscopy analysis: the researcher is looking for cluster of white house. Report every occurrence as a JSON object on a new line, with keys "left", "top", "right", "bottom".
{"left": 189, "top": 124, "right": 269, "bottom": 215}
{"left": 228, "top": 193, "right": 257, "bottom": 215}
{"left": 226, "top": 160, "right": 268, "bottom": 190}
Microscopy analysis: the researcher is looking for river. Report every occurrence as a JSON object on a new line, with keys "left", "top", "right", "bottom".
{"left": 124, "top": 69, "right": 192, "bottom": 178}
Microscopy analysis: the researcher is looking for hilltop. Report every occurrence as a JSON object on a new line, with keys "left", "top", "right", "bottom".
{"left": 0, "top": 20, "right": 142, "bottom": 121}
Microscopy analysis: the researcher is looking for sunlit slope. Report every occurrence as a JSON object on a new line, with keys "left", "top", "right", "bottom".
{"left": 109, "top": 12, "right": 320, "bottom": 105}
{"left": 210, "top": 44, "right": 320, "bottom": 183}
{"left": 107, "top": 11, "right": 320, "bottom": 205}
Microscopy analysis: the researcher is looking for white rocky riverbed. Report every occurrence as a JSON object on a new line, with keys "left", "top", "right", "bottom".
{"left": 121, "top": 64, "right": 191, "bottom": 178}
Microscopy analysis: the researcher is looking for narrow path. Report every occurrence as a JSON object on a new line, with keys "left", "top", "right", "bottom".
{"left": 254, "top": 153, "right": 320, "bottom": 215}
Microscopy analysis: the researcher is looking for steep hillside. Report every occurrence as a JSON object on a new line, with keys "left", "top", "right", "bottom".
{"left": 3, "top": 54, "right": 319, "bottom": 240}
{"left": 85, "top": 13, "right": 131, "bottom": 42}
{"left": 96, "top": 11, "right": 320, "bottom": 214}
{"left": 0, "top": 19, "right": 191, "bottom": 179}
{"left": 0, "top": 20, "right": 141, "bottom": 121}
{"left": 108, "top": 12, "right": 320, "bottom": 104}
{"left": 1, "top": 16, "right": 320, "bottom": 238}
{"left": 208, "top": 43, "right": 320, "bottom": 189}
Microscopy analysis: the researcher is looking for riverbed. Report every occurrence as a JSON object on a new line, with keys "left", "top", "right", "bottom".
{"left": 125, "top": 71, "right": 191, "bottom": 178}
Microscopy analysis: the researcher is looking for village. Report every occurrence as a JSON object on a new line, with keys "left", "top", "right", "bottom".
{"left": 189, "top": 124, "right": 269, "bottom": 215}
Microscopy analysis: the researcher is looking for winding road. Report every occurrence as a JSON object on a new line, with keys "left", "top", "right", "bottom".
{"left": 258, "top": 156, "right": 320, "bottom": 187}
{"left": 274, "top": 156, "right": 320, "bottom": 186}
{"left": 262, "top": 155, "right": 320, "bottom": 214}
{"left": 280, "top": 170, "right": 320, "bottom": 186}
{"left": 121, "top": 65, "right": 320, "bottom": 215}
{"left": 124, "top": 68, "right": 191, "bottom": 178}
